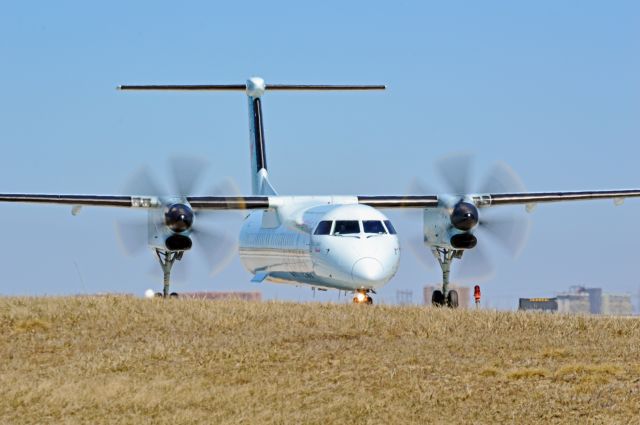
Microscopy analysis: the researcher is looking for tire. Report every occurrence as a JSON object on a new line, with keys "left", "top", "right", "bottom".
{"left": 366, "top": 296, "right": 373, "bottom": 305}
{"left": 169, "top": 292, "right": 179, "bottom": 299}
{"left": 432, "top": 290, "right": 445, "bottom": 306}
{"left": 154, "top": 292, "right": 163, "bottom": 298}
{"left": 447, "top": 290, "right": 459, "bottom": 308}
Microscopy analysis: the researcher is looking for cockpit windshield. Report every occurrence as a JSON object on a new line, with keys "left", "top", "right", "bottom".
{"left": 383, "top": 220, "right": 397, "bottom": 235}
{"left": 314, "top": 220, "right": 332, "bottom": 235}
{"left": 363, "top": 220, "right": 387, "bottom": 234}
{"left": 314, "top": 219, "right": 397, "bottom": 236}
{"left": 333, "top": 220, "right": 360, "bottom": 235}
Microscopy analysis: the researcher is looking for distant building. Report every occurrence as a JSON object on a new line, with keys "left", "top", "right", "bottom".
{"left": 601, "top": 294, "right": 633, "bottom": 316}
{"left": 423, "top": 285, "right": 471, "bottom": 308}
{"left": 396, "top": 290, "right": 413, "bottom": 305}
{"left": 519, "top": 286, "right": 633, "bottom": 316}
{"left": 573, "top": 286, "right": 602, "bottom": 314}
{"left": 179, "top": 292, "right": 262, "bottom": 301}
{"left": 556, "top": 291, "right": 590, "bottom": 314}
{"left": 518, "top": 298, "right": 558, "bottom": 312}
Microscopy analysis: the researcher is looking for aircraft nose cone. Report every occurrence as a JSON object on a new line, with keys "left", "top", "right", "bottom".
{"left": 352, "top": 257, "right": 385, "bottom": 285}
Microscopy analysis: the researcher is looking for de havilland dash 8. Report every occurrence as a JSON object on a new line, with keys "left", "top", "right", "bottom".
{"left": 1, "top": 77, "right": 639, "bottom": 306}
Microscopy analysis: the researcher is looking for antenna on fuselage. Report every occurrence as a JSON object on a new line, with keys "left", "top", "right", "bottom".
{"left": 119, "top": 78, "right": 386, "bottom": 195}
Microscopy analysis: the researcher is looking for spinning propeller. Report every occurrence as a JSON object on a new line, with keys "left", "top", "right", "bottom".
{"left": 408, "top": 153, "right": 530, "bottom": 281}
{"left": 115, "top": 156, "right": 239, "bottom": 281}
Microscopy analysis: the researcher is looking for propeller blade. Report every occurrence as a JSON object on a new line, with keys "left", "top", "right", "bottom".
{"left": 114, "top": 219, "right": 148, "bottom": 256}
{"left": 191, "top": 227, "right": 237, "bottom": 276}
{"left": 198, "top": 177, "right": 247, "bottom": 215}
{"left": 170, "top": 156, "right": 209, "bottom": 196}
{"left": 401, "top": 178, "right": 435, "bottom": 223}
{"left": 478, "top": 161, "right": 526, "bottom": 194}
{"left": 408, "top": 177, "right": 436, "bottom": 196}
{"left": 453, "top": 245, "right": 495, "bottom": 281}
{"left": 208, "top": 177, "right": 242, "bottom": 197}
{"left": 435, "top": 152, "right": 474, "bottom": 195}
{"left": 405, "top": 235, "right": 436, "bottom": 270}
{"left": 123, "top": 166, "right": 164, "bottom": 197}
{"left": 479, "top": 213, "right": 530, "bottom": 256}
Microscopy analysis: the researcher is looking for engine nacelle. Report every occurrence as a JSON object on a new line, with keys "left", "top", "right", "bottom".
{"left": 145, "top": 201, "right": 196, "bottom": 252}
{"left": 423, "top": 204, "right": 478, "bottom": 250}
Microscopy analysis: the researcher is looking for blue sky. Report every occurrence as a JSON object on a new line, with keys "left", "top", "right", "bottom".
{"left": 0, "top": 1, "right": 639, "bottom": 309}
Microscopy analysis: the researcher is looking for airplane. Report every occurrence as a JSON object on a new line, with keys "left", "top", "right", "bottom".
{"left": 2, "top": 76, "right": 640, "bottom": 306}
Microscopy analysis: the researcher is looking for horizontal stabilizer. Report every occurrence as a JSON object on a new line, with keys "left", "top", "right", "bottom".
{"left": 118, "top": 84, "right": 385, "bottom": 91}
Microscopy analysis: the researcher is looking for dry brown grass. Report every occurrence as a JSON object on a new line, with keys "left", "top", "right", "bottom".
{"left": 1, "top": 297, "right": 639, "bottom": 424}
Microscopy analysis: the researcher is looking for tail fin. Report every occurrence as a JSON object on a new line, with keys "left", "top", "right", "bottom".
{"left": 119, "top": 78, "right": 385, "bottom": 196}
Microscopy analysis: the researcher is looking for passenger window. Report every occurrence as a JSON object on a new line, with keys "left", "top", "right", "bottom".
{"left": 333, "top": 220, "right": 360, "bottom": 235}
{"left": 363, "top": 220, "right": 387, "bottom": 234}
{"left": 383, "top": 220, "right": 397, "bottom": 235}
{"left": 314, "top": 220, "right": 333, "bottom": 235}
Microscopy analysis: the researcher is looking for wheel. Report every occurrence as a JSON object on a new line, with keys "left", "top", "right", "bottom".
{"left": 365, "top": 296, "right": 373, "bottom": 305}
{"left": 154, "top": 292, "right": 163, "bottom": 298}
{"left": 169, "top": 292, "right": 179, "bottom": 299}
{"left": 447, "top": 290, "right": 459, "bottom": 308}
{"left": 432, "top": 290, "right": 445, "bottom": 306}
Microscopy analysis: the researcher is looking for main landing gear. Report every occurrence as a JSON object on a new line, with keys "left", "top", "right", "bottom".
{"left": 431, "top": 248, "right": 460, "bottom": 308}
{"left": 154, "top": 249, "right": 184, "bottom": 298}
{"left": 353, "top": 289, "right": 374, "bottom": 305}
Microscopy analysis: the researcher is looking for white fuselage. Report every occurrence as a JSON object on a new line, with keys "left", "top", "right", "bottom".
{"left": 238, "top": 200, "right": 400, "bottom": 291}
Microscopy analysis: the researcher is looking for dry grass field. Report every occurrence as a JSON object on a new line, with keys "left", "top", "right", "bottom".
{"left": 1, "top": 296, "right": 639, "bottom": 424}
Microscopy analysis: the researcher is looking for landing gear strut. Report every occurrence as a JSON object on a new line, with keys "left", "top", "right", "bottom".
{"left": 431, "top": 248, "right": 461, "bottom": 308}
{"left": 353, "top": 289, "right": 374, "bottom": 305}
{"left": 155, "top": 249, "right": 184, "bottom": 298}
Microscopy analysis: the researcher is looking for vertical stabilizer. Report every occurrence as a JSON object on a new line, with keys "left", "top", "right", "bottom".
{"left": 246, "top": 77, "right": 278, "bottom": 196}
{"left": 118, "top": 78, "right": 384, "bottom": 197}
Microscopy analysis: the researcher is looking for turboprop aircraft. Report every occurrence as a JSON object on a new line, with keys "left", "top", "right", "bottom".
{"left": 2, "top": 77, "right": 640, "bottom": 306}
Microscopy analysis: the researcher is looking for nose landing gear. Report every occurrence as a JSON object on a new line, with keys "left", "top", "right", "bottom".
{"left": 352, "top": 289, "right": 374, "bottom": 305}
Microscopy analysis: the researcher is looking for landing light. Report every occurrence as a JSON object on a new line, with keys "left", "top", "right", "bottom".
{"left": 355, "top": 292, "right": 367, "bottom": 303}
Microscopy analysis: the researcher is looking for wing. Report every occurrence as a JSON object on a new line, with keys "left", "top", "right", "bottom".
{"left": 356, "top": 190, "right": 640, "bottom": 208}
{"left": 481, "top": 189, "right": 640, "bottom": 206}
{"left": 356, "top": 196, "right": 439, "bottom": 208}
{"left": 2, "top": 190, "right": 639, "bottom": 210}
{"left": 0, "top": 194, "right": 270, "bottom": 209}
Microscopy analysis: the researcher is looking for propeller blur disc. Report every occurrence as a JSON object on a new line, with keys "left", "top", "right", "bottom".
{"left": 408, "top": 153, "right": 530, "bottom": 280}
{"left": 118, "top": 157, "right": 242, "bottom": 283}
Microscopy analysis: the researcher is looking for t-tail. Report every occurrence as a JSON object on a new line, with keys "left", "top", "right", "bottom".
{"left": 118, "top": 78, "right": 385, "bottom": 195}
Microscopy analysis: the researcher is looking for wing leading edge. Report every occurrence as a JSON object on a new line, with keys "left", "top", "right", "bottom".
{"left": 483, "top": 190, "right": 640, "bottom": 206}
{"left": 0, "top": 194, "right": 270, "bottom": 209}
{"left": 1, "top": 190, "right": 639, "bottom": 210}
{"left": 357, "top": 190, "right": 640, "bottom": 208}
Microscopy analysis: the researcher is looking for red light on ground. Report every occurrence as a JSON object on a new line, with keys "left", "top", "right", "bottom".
{"left": 474, "top": 285, "right": 481, "bottom": 304}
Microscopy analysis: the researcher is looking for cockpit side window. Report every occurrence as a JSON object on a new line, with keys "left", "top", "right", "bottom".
{"left": 314, "top": 220, "right": 333, "bottom": 235}
{"left": 383, "top": 220, "right": 397, "bottom": 235}
{"left": 363, "top": 220, "right": 387, "bottom": 234}
{"left": 333, "top": 220, "right": 360, "bottom": 235}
